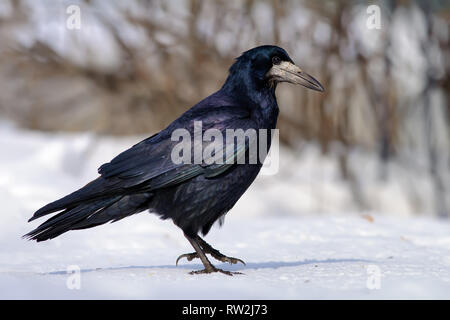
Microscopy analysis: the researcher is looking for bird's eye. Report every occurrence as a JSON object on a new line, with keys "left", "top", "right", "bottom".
{"left": 272, "top": 56, "right": 281, "bottom": 65}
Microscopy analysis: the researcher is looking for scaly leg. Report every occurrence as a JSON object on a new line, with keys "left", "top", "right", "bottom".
{"left": 179, "top": 234, "right": 244, "bottom": 276}
{"left": 197, "top": 236, "right": 246, "bottom": 265}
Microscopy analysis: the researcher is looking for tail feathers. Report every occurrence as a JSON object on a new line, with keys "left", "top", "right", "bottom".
{"left": 24, "top": 193, "right": 153, "bottom": 242}
{"left": 28, "top": 178, "right": 107, "bottom": 222}
{"left": 70, "top": 193, "right": 153, "bottom": 230}
{"left": 24, "top": 197, "right": 121, "bottom": 242}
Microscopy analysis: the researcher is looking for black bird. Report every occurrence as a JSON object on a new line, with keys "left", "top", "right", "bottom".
{"left": 25, "top": 45, "right": 324, "bottom": 275}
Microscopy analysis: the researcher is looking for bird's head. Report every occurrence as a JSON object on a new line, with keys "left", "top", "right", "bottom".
{"left": 226, "top": 45, "right": 324, "bottom": 93}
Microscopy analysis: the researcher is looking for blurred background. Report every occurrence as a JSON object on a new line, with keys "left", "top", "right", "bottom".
{"left": 0, "top": 0, "right": 448, "bottom": 219}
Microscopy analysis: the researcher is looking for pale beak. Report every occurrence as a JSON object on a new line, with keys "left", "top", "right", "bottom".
{"left": 267, "top": 61, "right": 324, "bottom": 92}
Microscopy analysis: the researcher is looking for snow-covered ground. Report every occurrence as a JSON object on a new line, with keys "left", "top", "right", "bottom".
{"left": 1, "top": 124, "right": 449, "bottom": 299}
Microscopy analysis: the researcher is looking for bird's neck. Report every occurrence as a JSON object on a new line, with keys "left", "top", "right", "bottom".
{"left": 221, "top": 68, "right": 279, "bottom": 128}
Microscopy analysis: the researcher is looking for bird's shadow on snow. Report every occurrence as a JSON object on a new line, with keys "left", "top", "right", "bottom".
{"left": 44, "top": 258, "right": 372, "bottom": 275}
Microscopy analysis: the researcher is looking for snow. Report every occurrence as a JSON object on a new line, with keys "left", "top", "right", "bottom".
{"left": 1, "top": 124, "right": 450, "bottom": 299}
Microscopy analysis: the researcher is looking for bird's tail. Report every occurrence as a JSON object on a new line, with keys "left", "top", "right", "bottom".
{"left": 24, "top": 178, "right": 153, "bottom": 242}
{"left": 28, "top": 177, "right": 109, "bottom": 222}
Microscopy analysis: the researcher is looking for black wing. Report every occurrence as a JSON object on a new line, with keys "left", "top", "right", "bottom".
{"left": 98, "top": 106, "right": 254, "bottom": 189}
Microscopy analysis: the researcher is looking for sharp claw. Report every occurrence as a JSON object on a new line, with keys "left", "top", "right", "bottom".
{"left": 212, "top": 255, "right": 246, "bottom": 265}
{"left": 176, "top": 253, "right": 197, "bottom": 266}
{"left": 230, "top": 257, "right": 246, "bottom": 265}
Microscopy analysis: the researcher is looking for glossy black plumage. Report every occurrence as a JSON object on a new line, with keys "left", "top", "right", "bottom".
{"left": 25, "top": 46, "right": 323, "bottom": 274}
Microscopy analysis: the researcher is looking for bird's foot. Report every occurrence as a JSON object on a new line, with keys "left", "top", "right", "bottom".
{"left": 176, "top": 250, "right": 245, "bottom": 266}
{"left": 180, "top": 235, "right": 245, "bottom": 276}
{"left": 209, "top": 251, "right": 246, "bottom": 265}
{"left": 189, "top": 266, "right": 243, "bottom": 276}
{"left": 197, "top": 237, "right": 246, "bottom": 265}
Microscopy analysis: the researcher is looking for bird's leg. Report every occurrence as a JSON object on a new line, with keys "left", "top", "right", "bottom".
{"left": 196, "top": 236, "right": 246, "bottom": 266}
{"left": 181, "top": 234, "right": 243, "bottom": 276}
{"left": 176, "top": 235, "right": 245, "bottom": 267}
